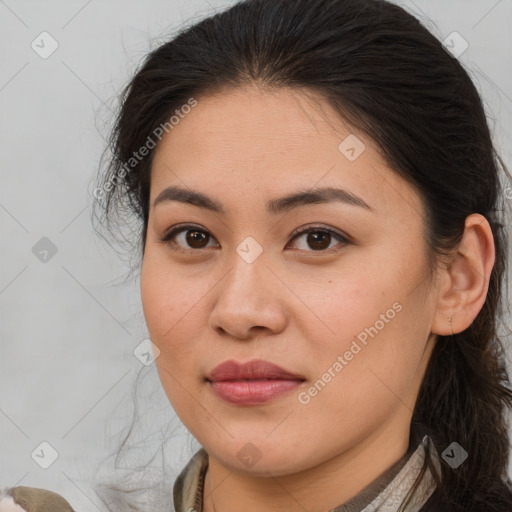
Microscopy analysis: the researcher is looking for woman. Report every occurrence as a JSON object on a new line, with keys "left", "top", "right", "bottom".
{"left": 4, "top": 0, "right": 512, "bottom": 510}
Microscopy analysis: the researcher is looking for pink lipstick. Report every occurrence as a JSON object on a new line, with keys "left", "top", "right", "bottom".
{"left": 206, "top": 359, "right": 305, "bottom": 405}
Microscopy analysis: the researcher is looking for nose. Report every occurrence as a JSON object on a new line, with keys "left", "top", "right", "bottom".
{"left": 208, "top": 250, "right": 288, "bottom": 340}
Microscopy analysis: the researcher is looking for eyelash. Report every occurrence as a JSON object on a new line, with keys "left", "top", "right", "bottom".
{"left": 159, "top": 223, "right": 351, "bottom": 254}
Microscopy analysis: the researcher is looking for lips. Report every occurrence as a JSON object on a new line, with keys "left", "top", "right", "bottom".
{"left": 206, "top": 359, "right": 305, "bottom": 382}
{"left": 206, "top": 359, "right": 306, "bottom": 406}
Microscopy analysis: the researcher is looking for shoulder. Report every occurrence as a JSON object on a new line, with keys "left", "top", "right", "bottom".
{"left": 0, "top": 486, "right": 75, "bottom": 512}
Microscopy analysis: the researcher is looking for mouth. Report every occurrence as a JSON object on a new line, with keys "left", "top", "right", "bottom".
{"left": 206, "top": 359, "right": 306, "bottom": 405}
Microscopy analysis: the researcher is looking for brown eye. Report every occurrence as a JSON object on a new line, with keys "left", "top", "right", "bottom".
{"left": 185, "top": 230, "right": 210, "bottom": 248}
{"left": 160, "top": 224, "right": 218, "bottom": 251}
{"left": 289, "top": 226, "right": 350, "bottom": 252}
{"left": 306, "top": 231, "right": 331, "bottom": 250}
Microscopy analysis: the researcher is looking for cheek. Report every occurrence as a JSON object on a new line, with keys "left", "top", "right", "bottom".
{"left": 300, "top": 300, "right": 423, "bottom": 435}
{"left": 303, "top": 248, "right": 430, "bottom": 386}
{"left": 140, "top": 253, "right": 211, "bottom": 377}
{"left": 140, "top": 256, "right": 186, "bottom": 378}
{"left": 307, "top": 267, "right": 392, "bottom": 344}
{"left": 140, "top": 263, "right": 172, "bottom": 338}
{"left": 140, "top": 260, "right": 202, "bottom": 413}
{"left": 141, "top": 253, "right": 197, "bottom": 338}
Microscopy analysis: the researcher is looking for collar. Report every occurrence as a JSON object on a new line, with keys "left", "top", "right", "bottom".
{"left": 173, "top": 435, "right": 440, "bottom": 512}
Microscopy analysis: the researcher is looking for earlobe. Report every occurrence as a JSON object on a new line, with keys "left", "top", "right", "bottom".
{"left": 431, "top": 213, "right": 495, "bottom": 336}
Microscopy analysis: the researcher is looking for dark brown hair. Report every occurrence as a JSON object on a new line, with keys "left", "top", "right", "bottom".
{"left": 92, "top": 0, "right": 512, "bottom": 510}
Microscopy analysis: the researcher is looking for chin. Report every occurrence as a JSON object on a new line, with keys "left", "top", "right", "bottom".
{"left": 207, "top": 437, "right": 312, "bottom": 476}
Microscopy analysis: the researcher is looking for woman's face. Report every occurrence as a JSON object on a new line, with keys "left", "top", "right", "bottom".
{"left": 141, "top": 85, "right": 439, "bottom": 476}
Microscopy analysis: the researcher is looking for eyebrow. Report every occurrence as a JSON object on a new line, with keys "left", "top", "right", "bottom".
{"left": 152, "top": 185, "right": 373, "bottom": 215}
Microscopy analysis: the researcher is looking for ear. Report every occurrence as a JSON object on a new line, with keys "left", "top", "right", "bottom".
{"left": 431, "top": 213, "right": 495, "bottom": 336}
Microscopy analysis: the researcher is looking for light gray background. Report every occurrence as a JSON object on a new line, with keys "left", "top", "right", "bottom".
{"left": 1, "top": 1, "right": 511, "bottom": 511}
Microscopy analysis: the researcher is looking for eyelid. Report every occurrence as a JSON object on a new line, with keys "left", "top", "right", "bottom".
{"left": 159, "top": 223, "right": 351, "bottom": 252}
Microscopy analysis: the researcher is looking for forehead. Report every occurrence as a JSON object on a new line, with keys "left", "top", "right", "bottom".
{"left": 149, "top": 85, "right": 426, "bottom": 222}
{"left": 153, "top": 86, "right": 362, "bottom": 168}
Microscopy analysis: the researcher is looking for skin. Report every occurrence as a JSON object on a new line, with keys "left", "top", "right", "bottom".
{"left": 140, "top": 85, "right": 495, "bottom": 512}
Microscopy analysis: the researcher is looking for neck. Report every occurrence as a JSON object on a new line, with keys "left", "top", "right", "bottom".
{"left": 202, "top": 418, "right": 413, "bottom": 512}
